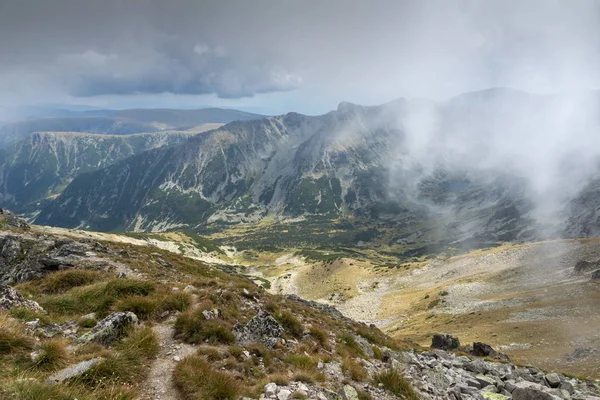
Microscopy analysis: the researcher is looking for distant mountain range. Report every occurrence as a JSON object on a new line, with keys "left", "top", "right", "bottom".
{"left": 0, "top": 108, "right": 265, "bottom": 148}
{"left": 25, "top": 89, "right": 600, "bottom": 253}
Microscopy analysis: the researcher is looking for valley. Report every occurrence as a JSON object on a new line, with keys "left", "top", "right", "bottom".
{"left": 42, "top": 223, "right": 600, "bottom": 381}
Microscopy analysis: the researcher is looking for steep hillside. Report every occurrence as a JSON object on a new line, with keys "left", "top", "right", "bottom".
{"left": 0, "top": 130, "right": 209, "bottom": 214}
{"left": 35, "top": 90, "right": 600, "bottom": 253}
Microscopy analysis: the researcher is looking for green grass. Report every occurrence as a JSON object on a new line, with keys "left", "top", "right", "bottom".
{"left": 37, "top": 270, "right": 103, "bottom": 294}
{"left": 373, "top": 369, "right": 419, "bottom": 400}
{"left": 174, "top": 355, "right": 240, "bottom": 400}
{"left": 174, "top": 310, "right": 235, "bottom": 345}
{"left": 78, "top": 326, "right": 158, "bottom": 387}
{"left": 30, "top": 339, "right": 69, "bottom": 371}
{"left": 38, "top": 279, "right": 155, "bottom": 318}
{"left": 342, "top": 357, "right": 368, "bottom": 381}
{"left": 0, "top": 313, "right": 33, "bottom": 354}
{"left": 275, "top": 311, "right": 304, "bottom": 338}
{"left": 6, "top": 380, "right": 81, "bottom": 400}
{"left": 337, "top": 333, "right": 365, "bottom": 358}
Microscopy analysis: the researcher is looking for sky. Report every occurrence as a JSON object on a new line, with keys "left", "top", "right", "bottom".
{"left": 1, "top": 0, "right": 600, "bottom": 115}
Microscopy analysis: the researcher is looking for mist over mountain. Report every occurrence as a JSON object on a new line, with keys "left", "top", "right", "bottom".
{"left": 32, "top": 89, "right": 600, "bottom": 251}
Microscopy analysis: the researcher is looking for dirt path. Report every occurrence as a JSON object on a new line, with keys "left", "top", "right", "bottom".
{"left": 138, "top": 320, "right": 196, "bottom": 400}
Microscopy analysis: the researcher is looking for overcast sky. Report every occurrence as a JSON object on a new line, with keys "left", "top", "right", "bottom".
{"left": 1, "top": 0, "right": 600, "bottom": 114}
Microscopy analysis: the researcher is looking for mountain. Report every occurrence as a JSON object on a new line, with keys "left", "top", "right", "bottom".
{"left": 0, "top": 108, "right": 265, "bottom": 148}
{"left": 34, "top": 89, "right": 600, "bottom": 251}
{"left": 0, "top": 130, "right": 201, "bottom": 214}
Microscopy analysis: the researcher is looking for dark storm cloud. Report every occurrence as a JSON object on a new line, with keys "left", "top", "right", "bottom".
{"left": 1, "top": 0, "right": 600, "bottom": 107}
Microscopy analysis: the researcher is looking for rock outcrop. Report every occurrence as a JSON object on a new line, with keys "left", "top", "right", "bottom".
{"left": 45, "top": 358, "right": 103, "bottom": 384}
{"left": 431, "top": 333, "right": 461, "bottom": 350}
{"left": 233, "top": 310, "right": 283, "bottom": 348}
{"left": 0, "top": 231, "right": 114, "bottom": 284}
{"left": 0, "top": 282, "right": 44, "bottom": 312}
{"left": 76, "top": 312, "right": 139, "bottom": 346}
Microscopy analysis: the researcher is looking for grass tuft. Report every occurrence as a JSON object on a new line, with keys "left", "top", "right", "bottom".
{"left": 0, "top": 313, "right": 33, "bottom": 354}
{"left": 174, "top": 355, "right": 240, "bottom": 400}
{"left": 373, "top": 368, "right": 419, "bottom": 400}
{"left": 174, "top": 309, "right": 235, "bottom": 345}
{"left": 38, "top": 270, "right": 102, "bottom": 294}
{"left": 30, "top": 339, "right": 69, "bottom": 371}
{"left": 342, "top": 358, "right": 368, "bottom": 382}
{"left": 275, "top": 311, "right": 304, "bottom": 338}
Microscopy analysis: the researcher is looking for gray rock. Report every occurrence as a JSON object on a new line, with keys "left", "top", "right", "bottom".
{"left": 545, "top": 373, "right": 562, "bottom": 388}
{"left": 488, "top": 363, "right": 513, "bottom": 379}
{"left": 353, "top": 334, "right": 374, "bottom": 357}
{"left": 46, "top": 358, "right": 102, "bottom": 384}
{"left": 513, "top": 387, "right": 562, "bottom": 400}
{"left": 476, "top": 375, "right": 497, "bottom": 388}
{"left": 481, "top": 392, "right": 510, "bottom": 400}
{"left": 201, "top": 308, "right": 222, "bottom": 320}
{"left": 76, "top": 311, "right": 139, "bottom": 346}
{"left": 265, "top": 382, "right": 278, "bottom": 397}
{"left": 591, "top": 269, "right": 600, "bottom": 280}
{"left": 559, "top": 382, "right": 575, "bottom": 394}
{"left": 431, "top": 333, "right": 461, "bottom": 350}
{"left": 465, "top": 359, "right": 491, "bottom": 374}
{"left": 233, "top": 310, "right": 283, "bottom": 349}
{"left": 466, "top": 378, "right": 484, "bottom": 389}
{"left": 339, "top": 385, "right": 359, "bottom": 400}
{"left": 277, "top": 389, "right": 291, "bottom": 400}
{"left": 0, "top": 283, "right": 44, "bottom": 312}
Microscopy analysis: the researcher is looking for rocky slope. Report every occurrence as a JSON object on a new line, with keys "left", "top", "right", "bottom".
{"left": 34, "top": 89, "right": 600, "bottom": 252}
{"left": 0, "top": 211, "right": 598, "bottom": 400}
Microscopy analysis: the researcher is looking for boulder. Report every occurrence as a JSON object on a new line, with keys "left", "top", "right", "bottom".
{"left": 46, "top": 358, "right": 102, "bottom": 384}
{"left": 545, "top": 373, "right": 561, "bottom": 388}
{"left": 76, "top": 311, "right": 138, "bottom": 346}
{"left": 339, "top": 384, "right": 359, "bottom": 400}
{"left": 264, "top": 382, "right": 278, "bottom": 397}
{"left": 513, "top": 387, "right": 562, "bottom": 400}
{"left": 471, "top": 342, "right": 510, "bottom": 361}
{"left": 233, "top": 310, "right": 283, "bottom": 348}
{"left": 277, "top": 389, "right": 291, "bottom": 400}
{"left": 465, "top": 359, "right": 491, "bottom": 374}
{"left": 431, "top": 333, "right": 460, "bottom": 350}
{"left": 591, "top": 269, "right": 600, "bottom": 280}
{"left": 473, "top": 342, "right": 496, "bottom": 357}
{"left": 201, "top": 308, "right": 222, "bottom": 320}
{"left": 0, "top": 283, "right": 44, "bottom": 312}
